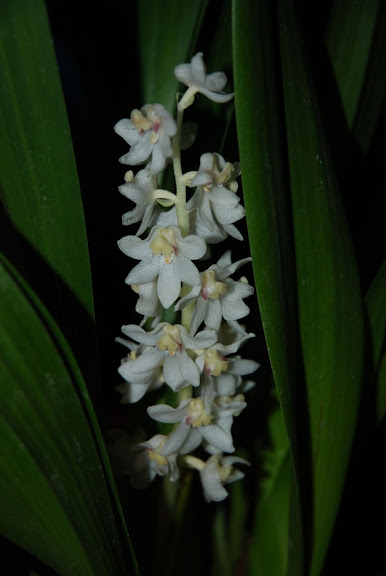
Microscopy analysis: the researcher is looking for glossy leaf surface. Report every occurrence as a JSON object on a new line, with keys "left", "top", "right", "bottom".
{"left": 0, "top": 255, "right": 137, "bottom": 576}
{"left": 279, "top": 1, "right": 364, "bottom": 574}
{"left": 0, "top": 0, "right": 94, "bottom": 320}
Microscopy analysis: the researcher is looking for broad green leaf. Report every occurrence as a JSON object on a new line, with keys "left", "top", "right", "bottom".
{"left": 0, "top": 254, "right": 137, "bottom": 576}
{"left": 137, "top": 0, "right": 208, "bottom": 112}
{"left": 365, "top": 258, "right": 386, "bottom": 424}
{"left": 232, "top": 0, "right": 297, "bottom": 477}
{"left": 232, "top": 0, "right": 301, "bottom": 571}
{"left": 0, "top": 0, "right": 94, "bottom": 318}
{"left": 0, "top": 0, "right": 97, "bottom": 386}
{"left": 279, "top": 1, "right": 364, "bottom": 575}
{"left": 325, "top": 0, "right": 379, "bottom": 130}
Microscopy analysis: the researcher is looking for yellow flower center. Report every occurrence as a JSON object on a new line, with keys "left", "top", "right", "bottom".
{"left": 130, "top": 106, "right": 161, "bottom": 143}
{"left": 157, "top": 325, "right": 182, "bottom": 355}
{"left": 186, "top": 398, "right": 213, "bottom": 427}
{"left": 148, "top": 451, "right": 167, "bottom": 467}
{"left": 150, "top": 228, "right": 177, "bottom": 263}
{"left": 201, "top": 270, "right": 227, "bottom": 301}
{"left": 204, "top": 349, "right": 229, "bottom": 377}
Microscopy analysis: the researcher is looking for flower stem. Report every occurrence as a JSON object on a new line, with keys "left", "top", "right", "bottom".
{"left": 172, "top": 107, "right": 190, "bottom": 238}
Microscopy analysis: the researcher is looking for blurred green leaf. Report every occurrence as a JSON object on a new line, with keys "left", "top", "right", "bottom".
{"left": 249, "top": 407, "right": 290, "bottom": 576}
{"left": 0, "top": 0, "right": 94, "bottom": 319}
{"left": 279, "top": 1, "right": 364, "bottom": 575}
{"left": 0, "top": 254, "right": 138, "bottom": 576}
{"left": 325, "top": 0, "right": 379, "bottom": 130}
{"left": 137, "top": 0, "right": 208, "bottom": 112}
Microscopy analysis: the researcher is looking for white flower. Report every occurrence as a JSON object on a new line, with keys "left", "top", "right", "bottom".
{"left": 131, "top": 279, "right": 162, "bottom": 326}
{"left": 120, "top": 323, "right": 217, "bottom": 392}
{"left": 175, "top": 252, "right": 254, "bottom": 334}
{"left": 116, "top": 339, "right": 164, "bottom": 404}
{"left": 187, "top": 153, "right": 244, "bottom": 242}
{"left": 118, "top": 226, "right": 206, "bottom": 309}
{"left": 118, "top": 169, "right": 177, "bottom": 236}
{"left": 175, "top": 52, "right": 234, "bottom": 110}
{"left": 148, "top": 381, "right": 246, "bottom": 455}
{"left": 186, "top": 454, "right": 249, "bottom": 502}
{"left": 107, "top": 430, "right": 180, "bottom": 489}
{"left": 114, "top": 104, "right": 177, "bottom": 175}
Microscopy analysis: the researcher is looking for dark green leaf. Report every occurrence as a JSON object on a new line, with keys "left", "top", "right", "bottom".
{"left": 325, "top": 0, "right": 379, "bottom": 130}
{"left": 0, "top": 254, "right": 137, "bottom": 576}
{"left": 365, "top": 258, "right": 386, "bottom": 423}
{"left": 137, "top": 0, "right": 208, "bottom": 112}
{"left": 279, "top": 1, "right": 364, "bottom": 574}
{"left": 249, "top": 407, "right": 290, "bottom": 576}
{"left": 232, "top": 1, "right": 301, "bottom": 571}
{"left": 0, "top": 0, "right": 94, "bottom": 319}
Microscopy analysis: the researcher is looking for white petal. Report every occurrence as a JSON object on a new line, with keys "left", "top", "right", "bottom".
{"left": 173, "top": 253, "right": 200, "bottom": 286}
{"left": 147, "top": 401, "right": 190, "bottom": 423}
{"left": 200, "top": 425, "right": 235, "bottom": 453}
{"left": 228, "top": 358, "right": 259, "bottom": 376}
{"left": 126, "top": 258, "right": 160, "bottom": 285}
{"left": 181, "top": 327, "right": 217, "bottom": 350}
{"left": 118, "top": 235, "right": 152, "bottom": 260}
{"left": 162, "top": 422, "right": 191, "bottom": 455}
{"left": 204, "top": 298, "right": 222, "bottom": 331}
{"left": 157, "top": 263, "right": 181, "bottom": 308}
{"left": 121, "top": 323, "right": 164, "bottom": 345}
{"left": 149, "top": 142, "right": 167, "bottom": 175}
{"left": 174, "top": 63, "right": 193, "bottom": 84}
{"left": 190, "top": 52, "right": 206, "bottom": 86}
{"left": 200, "top": 459, "right": 228, "bottom": 502}
{"left": 190, "top": 295, "right": 207, "bottom": 335}
{"left": 205, "top": 71, "right": 227, "bottom": 92}
{"left": 114, "top": 118, "right": 137, "bottom": 144}
{"left": 199, "top": 87, "right": 234, "bottom": 103}
{"left": 177, "top": 233, "right": 207, "bottom": 260}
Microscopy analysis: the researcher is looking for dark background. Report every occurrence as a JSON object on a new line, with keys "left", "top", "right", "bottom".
{"left": 1, "top": 0, "right": 385, "bottom": 574}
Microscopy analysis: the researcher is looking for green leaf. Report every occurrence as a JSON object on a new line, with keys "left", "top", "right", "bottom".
{"left": 232, "top": 0, "right": 302, "bottom": 571}
{"left": 0, "top": 0, "right": 97, "bottom": 386}
{"left": 279, "top": 1, "right": 364, "bottom": 574}
{"left": 377, "top": 352, "right": 386, "bottom": 425}
{"left": 249, "top": 407, "right": 291, "bottom": 576}
{"left": 0, "top": 254, "right": 138, "bottom": 576}
{"left": 232, "top": 0, "right": 297, "bottom": 479}
{"left": 325, "top": 0, "right": 379, "bottom": 130}
{"left": 352, "top": 2, "right": 386, "bottom": 154}
{"left": 137, "top": 0, "right": 208, "bottom": 112}
{"left": 0, "top": 0, "right": 94, "bottom": 319}
{"left": 365, "top": 258, "right": 386, "bottom": 424}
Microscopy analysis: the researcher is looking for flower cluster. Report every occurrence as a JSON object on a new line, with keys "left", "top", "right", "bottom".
{"left": 112, "top": 53, "right": 259, "bottom": 502}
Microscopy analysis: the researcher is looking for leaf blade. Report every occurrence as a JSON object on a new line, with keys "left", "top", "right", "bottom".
{"left": 279, "top": 1, "right": 364, "bottom": 574}
{"left": 0, "top": 254, "right": 136, "bottom": 576}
